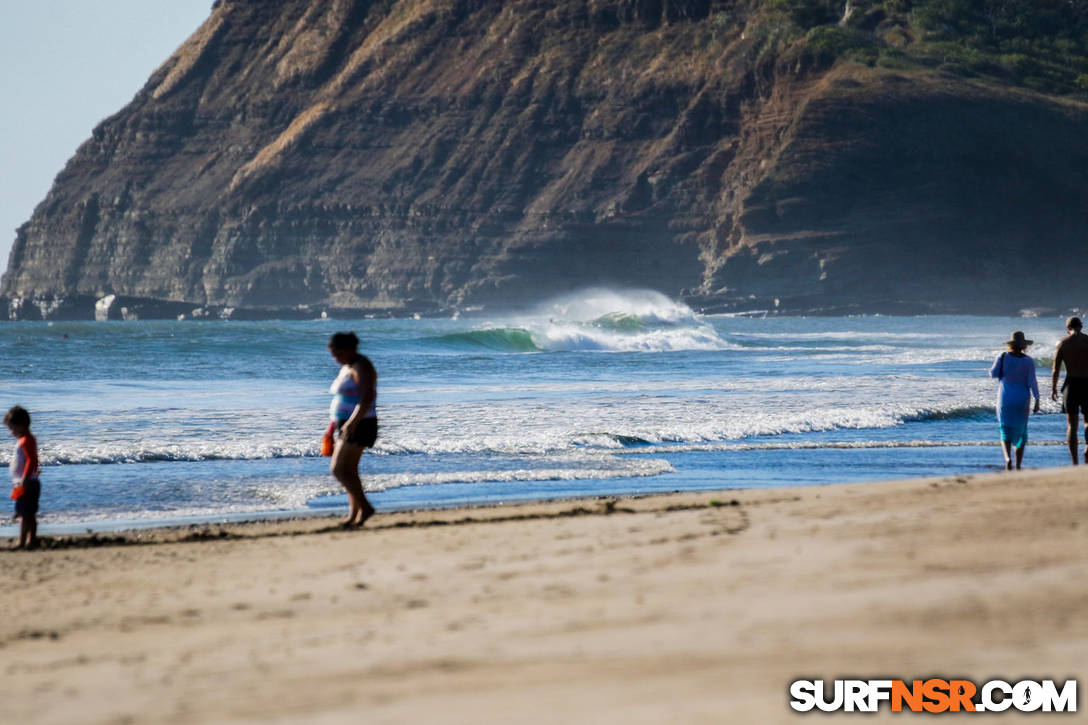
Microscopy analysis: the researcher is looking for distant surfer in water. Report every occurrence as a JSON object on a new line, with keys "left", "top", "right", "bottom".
{"left": 989, "top": 331, "right": 1040, "bottom": 471}
{"left": 327, "top": 332, "right": 378, "bottom": 526}
{"left": 1051, "top": 316, "right": 1088, "bottom": 465}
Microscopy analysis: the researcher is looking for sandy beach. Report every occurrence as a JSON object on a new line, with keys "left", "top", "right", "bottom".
{"left": 1, "top": 468, "right": 1085, "bottom": 723}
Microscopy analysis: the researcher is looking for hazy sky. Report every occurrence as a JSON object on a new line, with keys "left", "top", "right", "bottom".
{"left": 0, "top": 0, "right": 212, "bottom": 272}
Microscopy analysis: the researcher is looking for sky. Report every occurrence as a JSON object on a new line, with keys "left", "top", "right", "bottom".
{"left": 0, "top": 0, "right": 213, "bottom": 272}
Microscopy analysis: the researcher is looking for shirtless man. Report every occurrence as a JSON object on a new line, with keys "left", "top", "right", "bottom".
{"left": 1052, "top": 316, "right": 1088, "bottom": 465}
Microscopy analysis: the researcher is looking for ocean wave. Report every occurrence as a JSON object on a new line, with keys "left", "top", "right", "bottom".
{"left": 35, "top": 443, "right": 319, "bottom": 466}
{"left": 729, "top": 331, "right": 932, "bottom": 341}
{"left": 900, "top": 405, "right": 993, "bottom": 422}
{"left": 534, "top": 323, "right": 726, "bottom": 352}
{"left": 539, "top": 288, "right": 701, "bottom": 326}
{"left": 427, "top": 317, "right": 727, "bottom": 355}
{"left": 592, "top": 311, "right": 650, "bottom": 332}
{"left": 430, "top": 328, "right": 540, "bottom": 352}
{"left": 18, "top": 437, "right": 631, "bottom": 465}
{"left": 422, "top": 288, "right": 729, "bottom": 354}
{"left": 358, "top": 458, "right": 675, "bottom": 492}
{"left": 18, "top": 400, "right": 1015, "bottom": 466}
{"left": 616, "top": 439, "right": 1066, "bottom": 455}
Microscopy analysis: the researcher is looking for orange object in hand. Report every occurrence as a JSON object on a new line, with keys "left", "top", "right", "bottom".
{"left": 10, "top": 485, "right": 24, "bottom": 500}
{"left": 321, "top": 422, "right": 337, "bottom": 456}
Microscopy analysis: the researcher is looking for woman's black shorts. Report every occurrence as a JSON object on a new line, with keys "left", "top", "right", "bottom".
{"left": 339, "top": 418, "right": 378, "bottom": 448}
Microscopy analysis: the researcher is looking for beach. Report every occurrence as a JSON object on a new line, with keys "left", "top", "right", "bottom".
{"left": 2, "top": 467, "right": 1084, "bottom": 723}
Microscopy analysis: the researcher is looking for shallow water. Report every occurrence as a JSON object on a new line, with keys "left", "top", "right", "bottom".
{"left": 0, "top": 289, "right": 1074, "bottom": 533}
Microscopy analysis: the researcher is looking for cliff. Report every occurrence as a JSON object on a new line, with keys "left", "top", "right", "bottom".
{"left": 4, "top": 0, "right": 1088, "bottom": 320}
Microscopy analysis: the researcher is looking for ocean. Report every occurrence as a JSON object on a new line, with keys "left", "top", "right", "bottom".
{"left": 0, "top": 289, "right": 1074, "bottom": 535}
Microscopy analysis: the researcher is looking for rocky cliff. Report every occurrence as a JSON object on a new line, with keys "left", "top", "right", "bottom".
{"left": 4, "top": 0, "right": 1088, "bottom": 320}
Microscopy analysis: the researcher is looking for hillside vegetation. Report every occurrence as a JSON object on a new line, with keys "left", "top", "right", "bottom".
{"left": 759, "top": 0, "right": 1088, "bottom": 96}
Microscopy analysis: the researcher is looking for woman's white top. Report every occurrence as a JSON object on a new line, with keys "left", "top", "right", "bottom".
{"left": 329, "top": 364, "right": 376, "bottom": 422}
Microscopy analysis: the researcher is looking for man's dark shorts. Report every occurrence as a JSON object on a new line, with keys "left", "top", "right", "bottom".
{"left": 13, "top": 478, "right": 40, "bottom": 518}
{"left": 1062, "top": 378, "right": 1088, "bottom": 418}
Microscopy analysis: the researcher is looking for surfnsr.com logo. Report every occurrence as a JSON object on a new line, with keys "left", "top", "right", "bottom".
{"left": 789, "top": 679, "right": 1077, "bottom": 713}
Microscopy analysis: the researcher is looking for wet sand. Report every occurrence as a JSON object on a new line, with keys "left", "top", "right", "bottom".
{"left": 1, "top": 468, "right": 1085, "bottom": 723}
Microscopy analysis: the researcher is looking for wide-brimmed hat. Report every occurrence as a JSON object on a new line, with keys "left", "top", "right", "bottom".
{"left": 1005, "top": 331, "right": 1033, "bottom": 348}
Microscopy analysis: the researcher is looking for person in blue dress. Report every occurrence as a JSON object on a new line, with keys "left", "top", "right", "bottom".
{"left": 989, "top": 331, "right": 1040, "bottom": 470}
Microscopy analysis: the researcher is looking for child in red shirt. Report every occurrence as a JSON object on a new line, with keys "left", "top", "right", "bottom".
{"left": 6, "top": 406, "right": 40, "bottom": 549}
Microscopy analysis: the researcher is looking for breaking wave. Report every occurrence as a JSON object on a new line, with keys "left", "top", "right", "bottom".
{"left": 36, "top": 442, "right": 318, "bottom": 466}
{"left": 432, "top": 328, "right": 541, "bottom": 352}
{"left": 26, "top": 401, "right": 1006, "bottom": 466}
{"left": 901, "top": 405, "right": 993, "bottom": 422}
{"left": 359, "top": 458, "right": 675, "bottom": 492}
{"left": 429, "top": 288, "right": 728, "bottom": 353}
{"left": 615, "top": 439, "right": 1066, "bottom": 455}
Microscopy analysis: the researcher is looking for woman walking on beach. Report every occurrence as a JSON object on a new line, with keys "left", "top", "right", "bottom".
{"left": 990, "top": 331, "right": 1040, "bottom": 471}
{"left": 327, "top": 332, "right": 378, "bottom": 526}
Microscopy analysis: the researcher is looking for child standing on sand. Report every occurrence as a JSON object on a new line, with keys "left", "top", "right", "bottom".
{"left": 6, "top": 406, "right": 41, "bottom": 549}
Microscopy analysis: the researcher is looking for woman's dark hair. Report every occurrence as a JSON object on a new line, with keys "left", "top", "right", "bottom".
{"left": 328, "top": 332, "right": 360, "bottom": 351}
{"left": 1068, "top": 317, "right": 1083, "bottom": 332}
{"left": 4, "top": 405, "right": 30, "bottom": 428}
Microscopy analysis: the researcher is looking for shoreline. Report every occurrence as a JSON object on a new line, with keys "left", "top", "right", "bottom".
{"left": 3, "top": 468, "right": 1085, "bottom": 722}
{"left": 6, "top": 489, "right": 743, "bottom": 550}
{"left": 0, "top": 453, "right": 1068, "bottom": 544}
{"left": 3, "top": 438, "right": 1074, "bottom": 543}
{"left": 0, "top": 463, "right": 1002, "bottom": 544}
